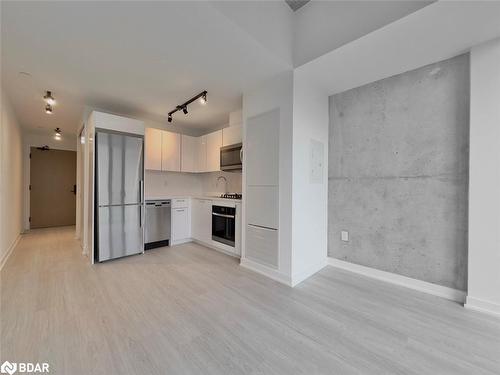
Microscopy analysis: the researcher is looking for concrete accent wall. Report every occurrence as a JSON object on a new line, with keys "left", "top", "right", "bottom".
{"left": 328, "top": 54, "right": 469, "bottom": 291}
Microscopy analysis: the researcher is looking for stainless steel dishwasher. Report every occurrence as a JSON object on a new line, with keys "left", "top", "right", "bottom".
{"left": 145, "top": 200, "right": 171, "bottom": 250}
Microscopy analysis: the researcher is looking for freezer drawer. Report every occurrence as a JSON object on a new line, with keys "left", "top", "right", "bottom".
{"left": 97, "top": 204, "right": 143, "bottom": 262}
{"left": 245, "top": 224, "right": 278, "bottom": 268}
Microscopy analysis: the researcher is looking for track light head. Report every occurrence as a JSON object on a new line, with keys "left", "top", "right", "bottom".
{"left": 182, "top": 106, "right": 188, "bottom": 115}
{"left": 168, "top": 114, "right": 172, "bottom": 123}
{"left": 44, "top": 90, "right": 56, "bottom": 105}
{"left": 45, "top": 104, "right": 53, "bottom": 114}
{"left": 199, "top": 92, "right": 207, "bottom": 105}
{"left": 54, "top": 127, "right": 62, "bottom": 140}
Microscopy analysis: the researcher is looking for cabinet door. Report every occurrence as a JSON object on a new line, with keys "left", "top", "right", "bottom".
{"left": 191, "top": 199, "right": 212, "bottom": 243}
{"left": 246, "top": 109, "right": 279, "bottom": 186}
{"left": 222, "top": 125, "right": 242, "bottom": 146}
{"left": 206, "top": 130, "right": 222, "bottom": 172}
{"left": 181, "top": 135, "right": 197, "bottom": 172}
{"left": 200, "top": 200, "right": 212, "bottom": 243}
{"left": 191, "top": 199, "right": 201, "bottom": 240}
{"left": 145, "top": 128, "right": 162, "bottom": 170}
{"left": 172, "top": 207, "right": 190, "bottom": 241}
{"left": 161, "top": 131, "right": 181, "bottom": 172}
{"left": 197, "top": 136, "right": 207, "bottom": 173}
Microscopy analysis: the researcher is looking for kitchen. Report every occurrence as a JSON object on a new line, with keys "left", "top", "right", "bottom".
{"left": 2, "top": 2, "right": 500, "bottom": 374}
{"left": 89, "top": 108, "right": 245, "bottom": 263}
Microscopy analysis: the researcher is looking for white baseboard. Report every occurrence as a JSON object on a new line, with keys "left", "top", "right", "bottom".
{"left": 327, "top": 257, "right": 466, "bottom": 303}
{"left": 170, "top": 238, "right": 192, "bottom": 246}
{"left": 240, "top": 258, "right": 292, "bottom": 286}
{"left": 465, "top": 296, "right": 500, "bottom": 318}
{"left": 0, "top": 234, "right": 21, "bottom": 270}
{"left": 291, "top": 260, "right": 328, "bottom": 287}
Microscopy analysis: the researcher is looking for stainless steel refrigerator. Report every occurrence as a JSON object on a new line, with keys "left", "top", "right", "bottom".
{"left": 95, "top": 130, "right": 144, "bottom": 262}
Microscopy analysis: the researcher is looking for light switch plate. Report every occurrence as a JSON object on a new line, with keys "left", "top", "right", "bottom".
{"left": 341, "top": 231, "right": 349, "bottom": 242}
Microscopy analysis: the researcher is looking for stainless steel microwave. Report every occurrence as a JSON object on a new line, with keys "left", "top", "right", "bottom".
{"left": 220, "top": 143, "right": 242, "bottom": 171}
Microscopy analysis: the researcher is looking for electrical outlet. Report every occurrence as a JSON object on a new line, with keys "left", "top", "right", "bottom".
{"left": 341, "top": 230, "right": 349, "bottom": 242}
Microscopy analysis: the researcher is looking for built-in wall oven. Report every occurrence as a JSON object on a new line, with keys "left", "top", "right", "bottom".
{"left": 220, "top": 143, "right": 242, "bottom": 171}
{"left": 212, "top": 205, "right": 236, "bottom": 247}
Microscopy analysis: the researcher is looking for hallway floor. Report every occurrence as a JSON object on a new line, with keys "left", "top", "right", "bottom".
{"left": 1, "top": 227, "right": 499, "bottom": 374}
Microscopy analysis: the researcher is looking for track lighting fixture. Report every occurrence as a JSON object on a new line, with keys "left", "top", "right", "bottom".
{"left": 44, "top": 90, "right": 56, "bottom": 105}
{"left": 199, "top": 92, "right": 207, "bottom": 105}
{"left": 45, "top": 104, "right": 53, "bottom": 114}
{"left": 54, "top": 127, "right": 62, "bottom": 140}
{"left": 167, "top": 90, "right": 207, "bottom": 124}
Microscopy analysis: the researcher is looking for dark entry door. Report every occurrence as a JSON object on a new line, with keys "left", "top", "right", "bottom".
{"left": 30, "top": 147, "right": 77, "bottom": 228}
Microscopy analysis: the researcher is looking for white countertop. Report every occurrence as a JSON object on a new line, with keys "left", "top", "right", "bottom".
{"left": 145, "top": 195, "right": 242, "bottom": 204}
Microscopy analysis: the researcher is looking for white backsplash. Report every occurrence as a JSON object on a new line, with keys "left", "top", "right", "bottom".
{"left": 145, "top": 170, "right": 242, "bottom": 198}
{"left": 145, "top": 171, "right": 203, "bottom": 197}
{"left": 200, "top": 171, "right": 242, "bottom": 195}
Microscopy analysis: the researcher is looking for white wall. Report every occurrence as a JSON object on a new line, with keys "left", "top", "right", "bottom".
{"left": 144, "top": 170, "right": 242, "bottom": 199}
{"left": 242, "top": 71, "right": 294, "bottom": 283}
{"left": 200, "top": 171, "right": 242, "bottom": 195}
{"left": 290, "top": 73, "right": 329, "bottom": 285}
{"left": 0, "top": 89, "right": 23, "bottom": 268}
{"left": 24, "top": 131, "right": 77, "bottom": 152}
{"left": 145, "top": 171, "right": 202, "bottom": 198}
{"left": 466, "top": 38, "right": 500, "bottom": 317}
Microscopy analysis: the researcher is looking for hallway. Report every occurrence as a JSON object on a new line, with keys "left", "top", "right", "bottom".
{"left": 1, "top": 227, "right": 500, "bottom": 374}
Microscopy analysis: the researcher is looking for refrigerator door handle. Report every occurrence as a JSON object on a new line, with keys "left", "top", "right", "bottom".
{"left": 139, "top": 180, "right": 144, "bottom": 227}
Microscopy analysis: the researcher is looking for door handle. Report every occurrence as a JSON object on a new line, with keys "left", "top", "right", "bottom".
{"left": 71, "top": 185, "right": 77, "bottom": 194}
{"left": 239, "top": 148, "right": 243, "bottom": 163}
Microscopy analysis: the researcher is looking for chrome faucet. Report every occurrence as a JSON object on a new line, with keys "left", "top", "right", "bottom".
{"left": 217, "top": 175, "right": 228, "bottom": 193}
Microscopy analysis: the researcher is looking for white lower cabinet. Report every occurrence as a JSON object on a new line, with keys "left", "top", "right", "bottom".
{"left": 171, "top": 197, "right": 241, "bottom": 257}
{"left": 191, "top": 198, "right": 212, "bottom": 244}
{"left": 246, "top": 224, "right": 278, "bottom": 268}
{"left": 171, "top": 199, "right": 191, "bottom": 244}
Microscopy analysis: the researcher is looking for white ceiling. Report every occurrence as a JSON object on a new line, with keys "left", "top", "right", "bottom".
{"left": 293, "top": 1, "right": 433, "bottom": 66}
{"left": 1, "top": 1, "right": 293, "bottom": 135}
{"left": 1, "top": 0, "right": 435, "bottom": 136}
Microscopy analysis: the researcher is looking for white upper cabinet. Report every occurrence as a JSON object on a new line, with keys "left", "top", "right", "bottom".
{"left": 206, "top": 130, "right": 222, "bottom": 172}
{"left": 222, "top": 125, "right": 242, "bottom": 146}
{"left": 197, "top": 136, "right": 207, "bottom": 172}
{"left": 181, "top": 135, "right": 198, "bottom": 173}
{"left": 161, "top": 131, "right": 181, "bottom": 172}
{"left": 145, "top": 127, "right": 162, "bottom": 171}
{"left": 246, "top": 109, "right": 279, "bottom": 186}
{"left": 144, "top": 126, "right": 231, "bottom": 173}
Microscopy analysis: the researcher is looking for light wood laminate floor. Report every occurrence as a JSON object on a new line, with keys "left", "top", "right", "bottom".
{"left": 1, "top": 227, "right": 499, "bottom": 374}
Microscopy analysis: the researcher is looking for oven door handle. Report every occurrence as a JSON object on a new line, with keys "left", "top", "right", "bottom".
{"left": 212, "top": 213, "right": 235, "bottom": 219}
